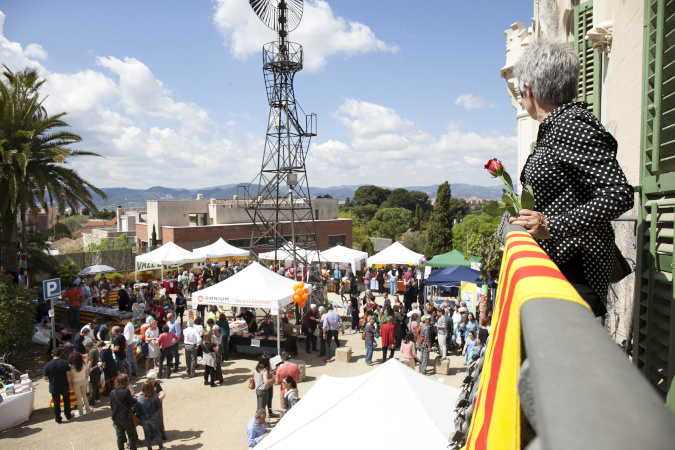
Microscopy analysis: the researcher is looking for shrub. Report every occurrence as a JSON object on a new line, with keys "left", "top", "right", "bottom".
{"left": 0, "top": 276, "right": 35, "bottom": 364}
{"left": 52, "top": 259, "right": 80, "bottom": 287}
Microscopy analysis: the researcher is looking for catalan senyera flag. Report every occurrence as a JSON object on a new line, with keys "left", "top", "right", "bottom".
{"left": 464, "top": 232, "right": 592, "bottom": 450}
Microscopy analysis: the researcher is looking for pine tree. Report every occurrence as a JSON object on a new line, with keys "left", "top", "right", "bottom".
{"left": 151, "top": 225, "right": 157, "bottom": 247}
{"left": 424, "top": 181, "right": 453, "bottom": 257}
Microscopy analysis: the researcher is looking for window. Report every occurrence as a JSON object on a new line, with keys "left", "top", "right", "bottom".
{"left": 573, "top": 1, "right": 601, "bottom": 116}
{"left": 188, "top": 213, "right": 206, "bottom": 226}
{"left": 228, "top": 238, "right": 251, "bottom": 248}
{"left": 297, "top": 234, "right": 317, "bottom": 244}
{"left": 329, "top": 235, "right": 345, "bottom": 247}
{"left": 634, "top": 0, "right": 675, "bottom": 398}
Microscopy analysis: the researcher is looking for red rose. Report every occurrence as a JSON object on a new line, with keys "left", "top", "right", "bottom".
{"left": 484, "top": 158, "right": 504, "bottom": 177}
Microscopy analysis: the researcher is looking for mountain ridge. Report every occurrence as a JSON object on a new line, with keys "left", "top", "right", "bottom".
{"left": 91, "top": 183, "right": 504, "bottom": 209}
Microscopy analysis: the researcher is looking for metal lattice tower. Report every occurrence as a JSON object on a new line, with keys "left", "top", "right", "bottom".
{"left": 244, "top": 0, "right": 325, "bottom": 295}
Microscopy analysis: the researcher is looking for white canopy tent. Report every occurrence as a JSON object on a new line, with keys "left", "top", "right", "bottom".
{"left": 367, "top": 241, "right": 424, "bottom": 266}
{"left": 134, "top": 241, "right": 205, "bottom": 281}
{"left": 319, "top": 245, "right": 368, "bottom": 274}
{"left": 192, "top": 238, "right": 250, "bottom": 259}
{"left": 257, "top": 359, "right": 460, "bottom": 449}
{"left": 258, "top": 244, "right": 320, "bottom": 262}
{"left": 191, "top": 261, "right": 307, "bottom": 354}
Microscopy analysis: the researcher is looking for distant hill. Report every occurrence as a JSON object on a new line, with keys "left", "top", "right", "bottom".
{"left": 91, "top": 183, "right": 503, "bottom": 209}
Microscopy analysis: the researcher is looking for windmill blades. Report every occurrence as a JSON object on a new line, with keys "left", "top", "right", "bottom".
{"left": 249, "top": 0, "right": 304, "bottom": 32}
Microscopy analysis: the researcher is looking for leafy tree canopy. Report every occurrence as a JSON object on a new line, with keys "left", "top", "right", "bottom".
{"left": 353, "top": 185, "right": 391, "bottom": 207}
{"left": 424, "top": 181, "right": 454, "bottom": 257}
{"left": 368, "top": 207, "right": 412, "bottom": 241}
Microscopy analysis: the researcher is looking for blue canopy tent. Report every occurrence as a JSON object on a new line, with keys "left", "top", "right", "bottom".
{"left": 424, "top": 266, "right": 496, "bottom": 307}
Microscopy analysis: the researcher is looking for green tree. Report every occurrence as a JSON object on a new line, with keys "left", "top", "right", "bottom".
{"left": 315, "top": 194, "right": 333, "bottom": 199}
{"left": 339, "top": 210, "right": 368, "bottom": 249}
{"left": 380, "top": 188, "right": 414, "bottom": 211}
{"left": 401, "top": 230, "right": 427, "bottom": 254}
{"left": 361, "top": 237, "right": 375, "bottom": 256}
{"left": 90, "top": 208, "right": 115, "bottom": 220}
{"left": 449, "top": 197, "right": 470, "bottom": 221}
{"left": 59, "top": 214, "right": 88, "bottom": 233}
{"left": 368, "top": 208, "right": 412, "bottom": 241}
{"left": 0, "top": 66, "right": 105, "bottom": 268}
{"left": 86, "top": 233, "right": 133, "bottom": 252}
{"left": 453, "top": 214, "right": 502, "bottom": 283}
{"left": 350, "top": 204, "right": 379, "bottom": 222}
{"left": 0, "top": 276, "right": 34, "bottom": 364}
{"left": 52, "top": 258, "right": 80, "bottom": 287}
{"left": 452, "top": 214, "right": 502, "bottom": 253}
{"left": 151, "top": 225, "right": 157, "bottom": 247}
{"left": 353, "top": 185, "right": 391, "bottom": 207}
{"left": 424, "top": 181, "right": 453, "bottom": 257}
{"left": 81, "top": 206, "right": 90, "bottom": 216}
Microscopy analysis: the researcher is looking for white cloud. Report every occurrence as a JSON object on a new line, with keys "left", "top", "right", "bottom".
{"left": 454, "top": 94, "right": 497, "bottom": 111}
{"left": 306, "top": 98, "right": 516, "bottom": 186}
{"left": 96, "top": 56, "right": 214, "bottom": 134}
{"left": 212, "top": 0, "right": 398, "bottom": 72}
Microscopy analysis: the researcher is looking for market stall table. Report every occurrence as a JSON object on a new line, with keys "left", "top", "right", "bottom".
{"left": 52, "top": 300, "right": 133, "bottom": 329}
{"left": 229, "top": 335, "right": 286, "bottom": 356}
{"left": 0, "top": 382, "right": 34, "bottom": 431}
{"left": 163, "top": 279, "right": 178, "bottom": 294}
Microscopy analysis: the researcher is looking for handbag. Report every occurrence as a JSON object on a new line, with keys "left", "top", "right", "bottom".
{"left": 361, "top": 330, "right": 366, "bottom": 340}
{"left": 313, "top": 327, "right": 321, "bottom": 337}
{"left": 610, "top": 243, "right": 633, "bottom": 283}
{"left": 112, "top": 390, "right": 141, "bottom": 427}
{"left": 247, "top": 375, "right": 255, "bottom": 390}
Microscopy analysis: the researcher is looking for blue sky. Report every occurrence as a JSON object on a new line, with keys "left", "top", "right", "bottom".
{"left": 0, "top": 0, "right": 532, "bottom": 190}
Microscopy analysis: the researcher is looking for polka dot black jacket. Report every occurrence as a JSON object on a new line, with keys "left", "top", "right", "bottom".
{"left": 520, "top": 102, "right": 634, "bottom": 301}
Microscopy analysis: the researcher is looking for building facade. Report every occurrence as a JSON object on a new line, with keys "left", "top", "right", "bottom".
{"left": 502, "top": 0, "right": 675, "bottom": 396}
{"left": 134, "top": 196, "right": 352, "bottom": 253}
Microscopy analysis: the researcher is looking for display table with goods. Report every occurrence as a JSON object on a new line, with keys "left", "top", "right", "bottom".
{"left": 0, "top": 363, "right": 34, "bottom": 431}
{"left": 228, "top": 320, "right": 286, "bottom": 355}
{"left": 229, "top": 334, "right": 286, "bottom": 356}
{"left": 52, "top": 300, "right": 133, "bottom": 328}
{"left": 163, "top": 279, "right": 179, "bottom": 294}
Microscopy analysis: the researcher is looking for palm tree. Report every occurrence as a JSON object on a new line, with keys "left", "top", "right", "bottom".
{"left": 0, "top": 66, "right": 106, "bottom": 269}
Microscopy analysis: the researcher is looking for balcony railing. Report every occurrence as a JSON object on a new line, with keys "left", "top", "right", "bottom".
{"left": 459, "top": 222, "right": 675, "bottom": 450}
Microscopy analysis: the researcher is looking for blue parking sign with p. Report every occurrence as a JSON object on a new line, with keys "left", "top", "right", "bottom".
{"left": 43, "top": 278, "right": 61, "bottom": 299}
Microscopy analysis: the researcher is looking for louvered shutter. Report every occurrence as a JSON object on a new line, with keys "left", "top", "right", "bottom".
{"left": 634, "top": 0, "right": 675, "bottom": 398}
{"left": 574, "top": 1, "right": 601, "bottom": 116}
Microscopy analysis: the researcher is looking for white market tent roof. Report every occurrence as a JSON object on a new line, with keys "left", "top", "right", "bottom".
{"left": 256, "top": 359, "right": 460, "bottom": 449}
{"left": 192, "top": 238, "right": 250, "bottom": 259}
{"left": 258, "top": 244, "right": 321, "bottom": 263}
{"left": 135, "top": 241, "right": 205, "bottom": 270}
{"left": 320, "top": 245, "right": 368, "bottom": 273}
{"left": 190, "top": 261, "right": 302, "bottom": 310}
{"left": 367, "top": 241, "right": 424, "bottom": 266}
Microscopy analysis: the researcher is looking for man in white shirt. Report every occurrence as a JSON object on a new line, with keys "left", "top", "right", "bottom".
{"left": 183, "top": 320, "right": 202, "bottom": 377}
{"left": 407, "top": 302, "right": 421, "bottom": 319}
{"left": 122, "top": 318, "right": 138, "bottom": 377}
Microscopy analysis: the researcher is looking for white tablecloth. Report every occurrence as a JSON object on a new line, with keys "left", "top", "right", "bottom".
{"left": 0, "top": 382, "right": 34, "bottom": 431}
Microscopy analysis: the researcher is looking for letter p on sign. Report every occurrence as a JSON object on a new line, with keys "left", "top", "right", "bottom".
{"left": 43, "top": 278, "right": 61, "bottom": 299}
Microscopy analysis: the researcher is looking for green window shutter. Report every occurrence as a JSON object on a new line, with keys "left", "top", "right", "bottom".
{"left": 574, "top": 1, "right": 601, "bottom": 117}
{"left": 634, "top": 0, "right": 675, "bottom": 398}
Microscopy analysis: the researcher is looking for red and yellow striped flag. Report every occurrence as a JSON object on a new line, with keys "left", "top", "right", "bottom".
{"left": 465, "top": 232, "right": 591, "bottom": 449}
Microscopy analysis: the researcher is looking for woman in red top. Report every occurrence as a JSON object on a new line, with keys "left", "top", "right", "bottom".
{"left": 380, "top": 316, "right": 395, "bottom": 362}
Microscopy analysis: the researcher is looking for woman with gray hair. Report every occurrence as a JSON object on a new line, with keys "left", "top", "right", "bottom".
{"left": 509, "top": 39, "right": 633, "bottom": 316}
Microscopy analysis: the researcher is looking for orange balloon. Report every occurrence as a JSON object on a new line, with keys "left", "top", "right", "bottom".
{"left": 299, "top": 300, "right": 306, "bottom": 308}
{"left": 303, "top": 287, "right": 309, "bottom": 294}
{"left": 302, "top": 293, "right": 308, "bottom": 301}
{"left": 293, "top": 283, "right": 300, "bottom": 290}
{"left": 298, "top": 281, "right": 304, "bottom": 289}
{"left": 295, "top": 288, "right": 303, "bottom": 295}
{"left": 293, "top": 294, "right": 300, "bottom": 302}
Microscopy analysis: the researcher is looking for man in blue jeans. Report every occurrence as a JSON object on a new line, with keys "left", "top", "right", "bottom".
{"left": 388, "top": 267, "right": 398, "bottom": 295}
{"left": 322, "top": 304, "right": 344, "bottom": 362}
{"left": 419, "top": 316, "right": 431, "bottom": 374}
